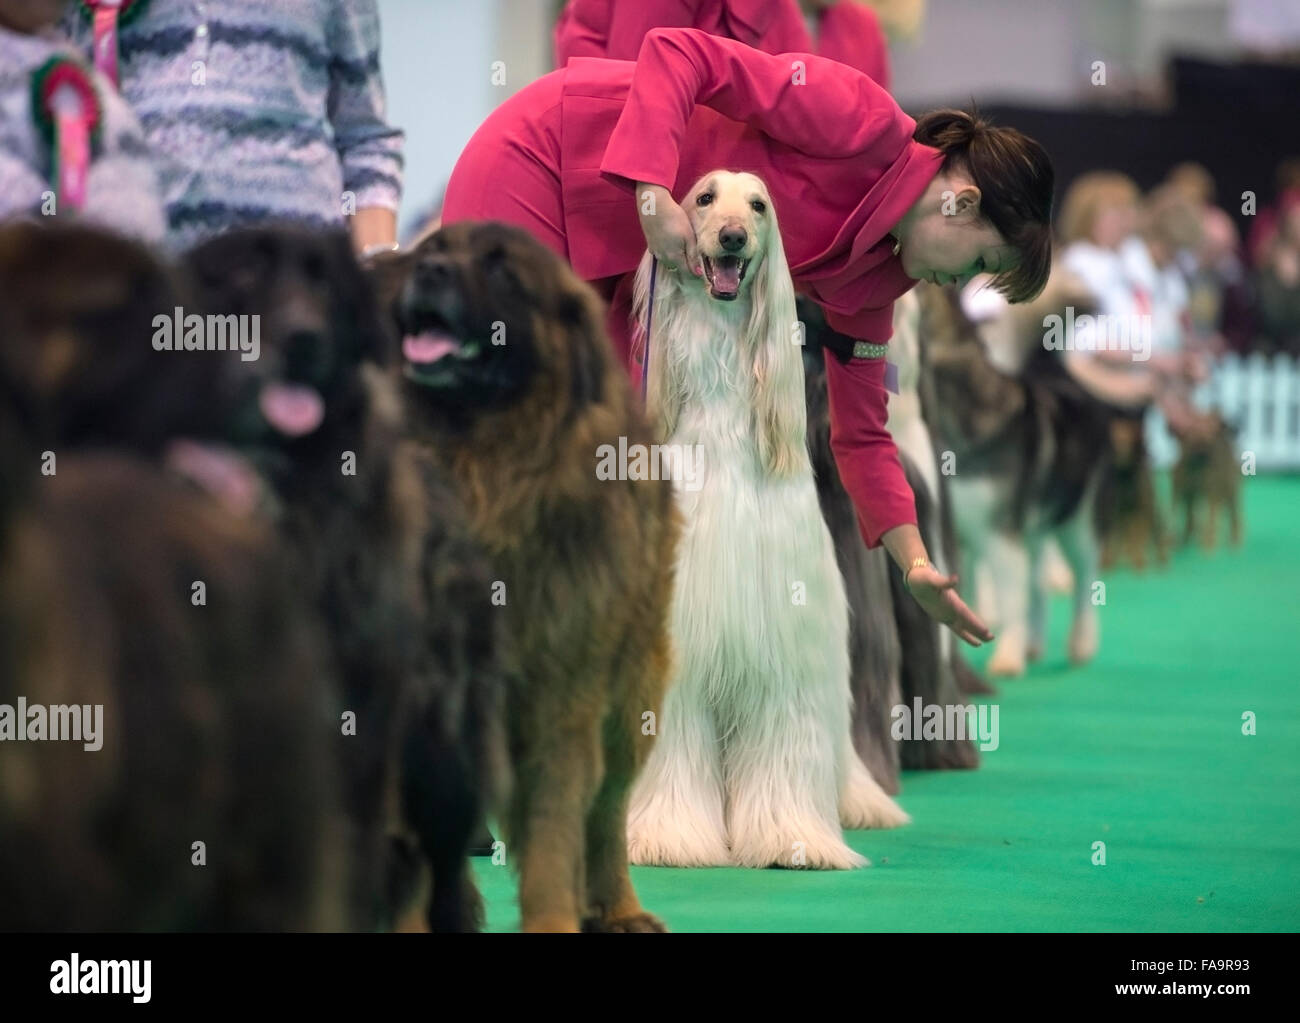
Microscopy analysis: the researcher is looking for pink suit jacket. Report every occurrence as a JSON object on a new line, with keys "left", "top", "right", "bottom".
{"left": 554, "top": 0, "right": 890, "bottom": 87}
{"left": 553, "top": 29, "right": 938, "bottom": 547}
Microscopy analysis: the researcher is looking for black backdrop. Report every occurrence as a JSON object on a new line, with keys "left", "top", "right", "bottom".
{"left": 912, "top": 57, "right": 1300, "bottom": 223}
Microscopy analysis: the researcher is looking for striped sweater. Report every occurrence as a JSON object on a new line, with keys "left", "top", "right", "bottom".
{"left": 0, "top": 27, "right": 165, "bottom": 242}
{"left": 62, "top": 0, "right": 405, "bottom": 249}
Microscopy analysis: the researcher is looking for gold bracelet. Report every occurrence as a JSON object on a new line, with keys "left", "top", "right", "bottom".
{"left": 903, "top": 556, "right": 928, "bottom": 591}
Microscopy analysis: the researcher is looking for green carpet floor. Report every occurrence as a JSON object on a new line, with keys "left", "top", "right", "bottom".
{"left": 472, "top": 474, "right": 1300, "bottom": 932}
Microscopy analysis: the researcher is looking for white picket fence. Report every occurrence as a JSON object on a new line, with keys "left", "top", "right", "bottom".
{"left": 1147, "top": 354, "right": 1300, "bottom": 470}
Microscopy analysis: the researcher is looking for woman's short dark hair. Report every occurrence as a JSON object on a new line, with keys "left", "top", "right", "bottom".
{"left": 913, "top": 108, "right": 1054, "bottom": 302}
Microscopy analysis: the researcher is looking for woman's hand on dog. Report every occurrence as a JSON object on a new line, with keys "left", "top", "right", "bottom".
{"left": 907, "top": 565, "right": 995, "bottom": 647}
{"left": 637, "top": 183, "right": 703, "bottom": 277}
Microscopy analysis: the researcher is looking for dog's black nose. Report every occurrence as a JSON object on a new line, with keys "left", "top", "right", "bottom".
{"left": 719, "top": 227, "right": 747, "bottom": 253}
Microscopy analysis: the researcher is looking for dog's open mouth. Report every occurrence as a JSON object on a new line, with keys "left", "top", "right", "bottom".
{"left": 702, "top": 255, "right": 747, "bottom": 301}
{"left": 401, "top": 307, "right": 482, "bottom": 386}
{"left": 258, "top": 381, "right": 324, "bottom": 438}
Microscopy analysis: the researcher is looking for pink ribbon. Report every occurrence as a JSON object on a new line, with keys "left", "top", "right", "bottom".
{"left": 51, "top": 84, "right": 92, "bottom": 212}
{"left": 91, "top": 2, "right": 122, "bottom": 85}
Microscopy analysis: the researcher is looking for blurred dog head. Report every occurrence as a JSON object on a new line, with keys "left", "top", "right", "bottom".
{"left": 186, "top": 227, "right": 390, "bottom": 468}
{"left": 0, "top": 221, "right": 222, "bottom": 458}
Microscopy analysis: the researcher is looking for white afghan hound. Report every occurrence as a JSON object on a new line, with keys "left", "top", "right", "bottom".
{"left": 627, "top": 171, "right": 908, "bottom": 870}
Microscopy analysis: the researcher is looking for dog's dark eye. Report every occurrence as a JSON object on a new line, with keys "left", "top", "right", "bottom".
{"left": 696, "top": 193, "right": 713, "bottom": 207}
{"left": 750, "top": 200, "right": 767, "bottom": 214}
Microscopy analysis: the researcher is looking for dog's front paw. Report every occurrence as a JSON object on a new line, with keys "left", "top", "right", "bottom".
{"left": 839, "top": 756, "right": 910, "bottom": 830}
{"left": 986, "top": 643, "right": 1026, "bottom": 678}
{"left": 1067, "top": 610, "right": 1099, "bottom": 666}
{"left": 582, "top": 912, "right": 668, "bottom": 933}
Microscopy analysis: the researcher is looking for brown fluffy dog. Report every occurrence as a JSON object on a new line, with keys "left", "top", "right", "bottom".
{"left": 1172, "top": 411, "right": 1242, "bottom": 550}
{"left": 374, "top": 222, "right": 679, "bottom": 933}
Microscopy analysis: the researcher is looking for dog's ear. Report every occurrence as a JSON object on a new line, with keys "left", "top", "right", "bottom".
{"left": 323, "top": 232, "right": 394, "bottom": 367}
{"left": 634, "top": 249, "right": 685, "bottom": 443}
{"left": 365, "top": 247, "right": 412, "bottom": 313}
{"left": 363, "top": 247, "right": 416, "bottom": 368}
{"left": 746, "top": 205, "right": 806, "bottom": 477}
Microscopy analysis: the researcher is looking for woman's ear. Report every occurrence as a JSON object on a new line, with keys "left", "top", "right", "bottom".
{"left": 950, "top": 184, "right": 982, "bottom": 218}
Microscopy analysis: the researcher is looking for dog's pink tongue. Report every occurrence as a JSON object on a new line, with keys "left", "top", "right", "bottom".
{"left": 403, "top": 331, "right": 458, "bottom": 364}
{"left": 259, "top": 383, "right": 324, "bottom": 437}
{"left": 712, "top": 258, "right": 742, "bottom": 295}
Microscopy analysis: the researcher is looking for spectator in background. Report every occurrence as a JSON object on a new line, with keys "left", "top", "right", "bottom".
{"left": 1126, "top": 185, "right": 1214, "bottom": 440}
{"left": 1059, "top": 173, "right": 1210, "bottom": 439}
{"left": 1254, "top": 198, "right": 1300, "bottom": 355}
{"left": 553, "top": 0, "right": 895, "bottom": 85}
{"left": 1164, "top": 163, "right": 1253, "bottom": 356}
{"left": 1121, "top": 185, "right": 1204, "bottom": 377}
{"left": 1058, "top": 171, "right": 1156, "bottom": 406}
{"left": 61, "top": 0, "right": 403, "bottom": 254}
{"left": 0, "top": 0, "right": 163, "bottom": 241}
{"left": 1246, "top": 157, "right": 1300, "bottom": 269}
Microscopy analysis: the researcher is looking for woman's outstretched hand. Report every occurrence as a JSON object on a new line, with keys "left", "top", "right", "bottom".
{"left": 907, "top": 564, "right": 994, "bottom": 647}
{"left": 636, "top": 182, "right": 702, "bottom": 276}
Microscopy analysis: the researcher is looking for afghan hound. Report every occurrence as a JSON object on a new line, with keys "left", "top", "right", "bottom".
{"left": 629, "top": 170, "right": 908, "bottom": 870}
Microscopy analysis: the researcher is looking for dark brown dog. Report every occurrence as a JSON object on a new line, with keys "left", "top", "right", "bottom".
{"left": 1172, "top": 411, "right": 1242, "bottom": 551}
{"left": 374, "top": 221, "right": 679, "bottom": 933}
{"left": 186, "top": 227, "right": 505, "bottom": 933}
{"left": 0, "top": 452, "right": 345, "bottom": 931}
{"left": 0, "top": 226, "right": 344, "bottom": 928}
{"left": 800, "top": 298, "right": 979, "bottom": 782}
